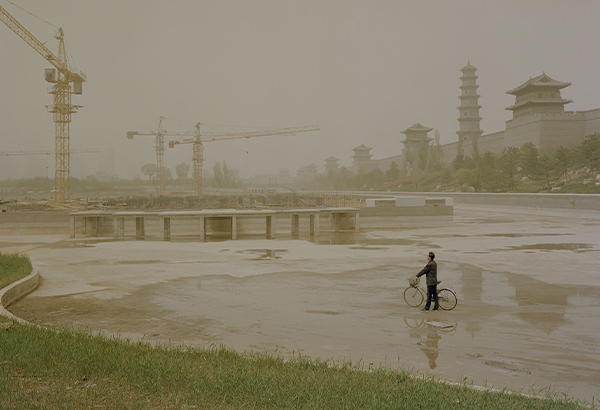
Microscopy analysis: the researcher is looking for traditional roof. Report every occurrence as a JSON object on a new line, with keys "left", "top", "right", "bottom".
{"left": 352, "top": 144, "right": 372, "bottom": 151}
{"left": 461, "top": 60, "right": 476, "bottom": 71}
{"left": 401, "top": 123, "right": 433, "bottom": 134}
{"left": 325, "top": 156, "right": 339, "bottom": 162}
{"left": 505, "top": 98, "right": 573, "bottom": 111}
{"left": 506, "top": 73, "right": 571, "bottom": 95}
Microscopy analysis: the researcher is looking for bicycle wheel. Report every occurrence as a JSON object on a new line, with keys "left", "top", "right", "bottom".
{"left": 437, "top": 288, "right": 457, "bottom": 311}
{"left": 404, "top": 287, "right": 424, "bottom": 307}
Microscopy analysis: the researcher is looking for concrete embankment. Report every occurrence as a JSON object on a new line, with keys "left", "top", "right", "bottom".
{"left": 0, "top": 212, "right": 70, "bottom": 235}
{"left": 0, "top": 268, "right": 39, "bottom": 324}
{"left": 342, "top": 192, "right": 600, "bottom": 211}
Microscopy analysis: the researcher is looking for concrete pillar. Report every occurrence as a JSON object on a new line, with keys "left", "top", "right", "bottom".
{"left": 161, "top": 217, "right": 171, "bottom": 241}
{"left": 70, "top": 216, "right": 75, "bottom": 238}
{"left": 310, "top": 213, "right": 319, "bottom": 235}
{"left": 291, "top": 214, "right": 300, "bottom": 236}
{"left": 267, "top": 215, "right": 274, "bottom": 239}
{"left": 199, "top": 216, "right": 205, "bottom": 240}
{"left": 331, "top": 212, "right": 340, "bottom": 233}
{"left": 136, "top": 217, "right": 145, "bottom": 239}
{"left": 113, "top": 218, "right": 119, "bottom": 240}
{"left": 354, "top": 212, "right": 360, "bottom": 232}
{"left": 90, "top": 217, "right": 98, "bottom": 237}
{"left": 119, "top": 217, "right": 125, "bottom": 238}
{"left": 231, "top": 216, "right": 237, "bottom": 240}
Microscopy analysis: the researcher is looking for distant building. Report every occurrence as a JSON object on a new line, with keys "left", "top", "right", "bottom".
{"left": 443, "top": 67, "right": 600, "bottom": 161}
{"left": 324, "top": 156, "right": 340, "bottom": 174}
{"left": 297, "top": 164, "right": 318, "bottom": 181}
{"left": 456, "top": 61, "right": 483, "bottom": 158}
{"left": 401, "top": 123, "right": 433, "bottom": 175}
{"left": 332, "top": 64, "right": 600, "bottom": 174}
{"left": 350, "top": 144, "right": 376, "bottom": 172}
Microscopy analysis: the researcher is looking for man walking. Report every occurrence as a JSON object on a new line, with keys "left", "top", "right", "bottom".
{"left": 416, "top": 251, "right": 438, "bottom": 311}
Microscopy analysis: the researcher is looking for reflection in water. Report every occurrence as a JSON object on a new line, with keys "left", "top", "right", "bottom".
{"left": 404, "top": 317, "right": 456, "bottom": 370}
{"left": 418, "top": 329, "right": 441, "bottom": 369}
{"left": 316, "top": 232, "right": 359, "bottom": 245}
{"left": 507, "top": 275, "right": 569, "bottom": 335}
{"left": 461, "top": 265, "right": 483, "bottom": 338}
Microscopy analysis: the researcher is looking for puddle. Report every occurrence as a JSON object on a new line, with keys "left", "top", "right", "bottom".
{"left": 483, "top": 233, "right": 572, "bottom": 238}
{"left": 498, "top": 243, "right": 592, "bottom": 252}
{"left": 305, "top": 310, "right": 343, "bottom": 315}
{"left": 349, "top": 246, "right": 389, "bottom": 251}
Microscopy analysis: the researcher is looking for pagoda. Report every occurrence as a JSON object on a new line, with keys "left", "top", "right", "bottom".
{"left": 457, "top": 61, "right": 484, "bottom": 158}
{"left": 506, "top": 73, "right": 572, "bottom": 119}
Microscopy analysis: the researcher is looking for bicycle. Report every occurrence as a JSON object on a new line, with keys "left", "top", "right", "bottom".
{"left": 403, "top": 276, "right": 457, "bottom": 310}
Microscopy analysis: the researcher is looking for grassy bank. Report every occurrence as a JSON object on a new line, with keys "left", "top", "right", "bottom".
{"left": 1, "top": 256, "right": 590, "bottom": 409}
{"left": 0, "top": 251, "right": 33, "bottom": 290}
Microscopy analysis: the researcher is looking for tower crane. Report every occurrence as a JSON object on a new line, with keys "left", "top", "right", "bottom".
{"left": 1, "top": 3, "right": 86, "bottom": 203}
{"left": 168, "top": 123, "right": 320, "bottom": 198}
{"left": 127, "top": 117, "right": 191, "bottom": 196}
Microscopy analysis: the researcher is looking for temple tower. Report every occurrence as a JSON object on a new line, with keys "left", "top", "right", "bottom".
{"left": 401, "top": 123, "right": 433, "bottom": 175}
{"left": 457, "top": 61, "right": 483, "bottom": 158}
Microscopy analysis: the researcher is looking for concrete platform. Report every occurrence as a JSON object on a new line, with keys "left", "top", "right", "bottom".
{"left": 3, "top": 204, "right": 600, "bottom": 405}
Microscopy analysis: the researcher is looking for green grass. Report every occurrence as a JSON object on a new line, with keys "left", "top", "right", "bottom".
{"left": 0, "top": 251, "right": 33, "bottom": 290}
{"left": 1, "top": 255, "right": 592, "bottom": 409}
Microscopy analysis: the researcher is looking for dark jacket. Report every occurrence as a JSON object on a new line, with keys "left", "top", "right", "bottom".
{"left": 417, "top": 260, "right": 438, "bottom": 286}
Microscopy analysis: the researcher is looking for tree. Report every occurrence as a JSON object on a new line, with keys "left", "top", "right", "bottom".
{"left": 519, "top": 142, "right": 541, "bottom": 179}
{"left": 213, "top": 162, "right": 223, "bottom": 186}
{"left": 538, "top": 155, "right": 556, "bottom": 185}
{"left": 212, "top": 161, "right": 238, "bottom": 188}
{"left": 385, "top": 161, "right": 400, "bottom": 182}
{"left": 455, "top": 168, "right": 481, "bottom": 191}
{"left": 417, "top": 138, "right": 429, "bottom": 172}
{"left": 221, "top": 162, "right": 237, "bottom": 187}
{"left": 428, "top": 131, "right": 444, "bottom": 172}
{"left": 497, "top": 147, "right": 521, "bottom": 190}
{"left": 553, "top": 145, "right": 572, "bottom": 180}
{"left": 141, "top": 163, "right": 157, "bottom": 182}
{"left": 175, "top": 162, "right": 190, "bottom": 180}
{"left": 577, "top": 133, "right": 600, "bottom": 173}
{"left": 161, "top": 167, "right": 173, "bottom": 181}
{"left": 403, "top": 148, "right": 415, "bottom": 176}
{"left": 365, "top": 168, "right": 385, "bottom": 188}
{"left": 478, "top": 151, "right": 500, "bottom": 192}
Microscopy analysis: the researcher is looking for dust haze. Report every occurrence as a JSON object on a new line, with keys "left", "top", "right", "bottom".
{"left": 1, "top": 0, "right": 599, "bottom": 179}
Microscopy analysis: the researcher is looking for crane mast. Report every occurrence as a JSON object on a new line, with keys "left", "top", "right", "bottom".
{"left": 1, "top": 5, "right": 85, "bottom": 203}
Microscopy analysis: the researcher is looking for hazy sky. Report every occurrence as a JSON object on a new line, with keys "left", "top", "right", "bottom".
{"left": 2, "top": 0, "right": 599, "bottom": 179}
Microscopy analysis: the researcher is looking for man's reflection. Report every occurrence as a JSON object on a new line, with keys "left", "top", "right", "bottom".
{"left": 417, "top": 328, "right": 441, "bottom": 369}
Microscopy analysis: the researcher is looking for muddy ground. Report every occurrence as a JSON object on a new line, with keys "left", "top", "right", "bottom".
{"left": 2, "top": 204, "right": 599, "bottom": 405}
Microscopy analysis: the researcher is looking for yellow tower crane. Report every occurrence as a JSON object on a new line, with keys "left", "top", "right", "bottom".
{"left": 168, "top": 123, "right": 320, "bottom": 198}
{"left": 1, "top": 4, "right": 86, "bottom": 203}
{"left": 127, "top": 117, "right": 191, "bottom": 196}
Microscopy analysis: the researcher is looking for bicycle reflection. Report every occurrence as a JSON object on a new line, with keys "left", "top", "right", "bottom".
{"left": 404, "top": 317, "right": 457, "bottom": 369}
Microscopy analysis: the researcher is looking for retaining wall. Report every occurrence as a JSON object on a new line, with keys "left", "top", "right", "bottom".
{"left": 0, "top": 268, "right": 40, "bottom": 324}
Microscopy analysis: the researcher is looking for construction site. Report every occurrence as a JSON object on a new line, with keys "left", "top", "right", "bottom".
{"left": 2, "top": 1, "right": 600, "bottom": 407}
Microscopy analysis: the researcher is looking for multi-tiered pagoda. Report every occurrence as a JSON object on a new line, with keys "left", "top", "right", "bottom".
{"left": 457, "top": 61, "right": 484, "bottom": 158}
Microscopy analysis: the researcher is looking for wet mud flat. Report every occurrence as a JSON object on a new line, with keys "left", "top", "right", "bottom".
{"left": 4, "top": 204, "right": 600, "bottom": 405}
